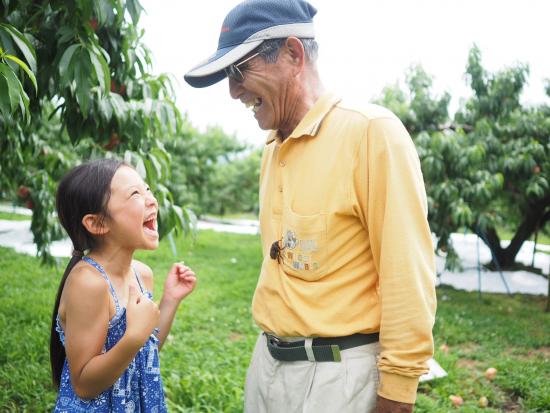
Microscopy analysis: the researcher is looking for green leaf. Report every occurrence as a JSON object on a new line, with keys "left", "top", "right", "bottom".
{"left": 0, "top": 23, "right": 36, "bottom": 73}
{"left": 113, "top": 0, "right": 124, "bottom": 25}
{"left": 126, "top": 0, "right": 143, "bottom": 26}
{"left": 148, "top": 153, "right": 162, "bottom": 179}
{"left": 58, "top": 44, "right": 80, "bottom": 84}
{"left": 73, "top": 49, "right": 93, "bottom": 116}
{"left": 151, "top": 146, "right": 170, "bottom": 178}
{"left": 58, "top": 27, "right": 76, "bottom": 44}
{"left": 94, "top": 0, "right": 116, "bottom": 26}
{"left": 124, "top": 150, "right": 134, "bottom": 165}
{"left": 144, "top": 158, "right": 156, "bottom": 181}
{"left": 97, "top": 97, "right": 113, "bottom": 121}
{"left": 0, "top": 73, "right": 11, "bottom": 118}
{"left": 18, "top": 85, "right": 30, "bottom": 121}
{"left": 0, "top": 64, "right": 22, "bottom": 112}
{"left": 135, "top": 157, "right": 146, "bottom": 178}
{"left": 109, "top": 94, "right": 127, "bottom": 120}
{"left": 171, "top": 204, "right": 184, "bottom": 232}
{"left": 75, "top": 84, "right": 91, "bottom": 116}
{"left": 4, "top": 54, "right": 37, "bottom": 94}
{"left": 526, "top": 182, "right": 543, "bottom": 198}
{"left": 182, "top": 207, "right": 197, "bottom": 236}
{"left": 0, "top": 30, "right": 14, "bottom": 57}
{"left": 88, "top": 48, "right": 109, "bottom": 94}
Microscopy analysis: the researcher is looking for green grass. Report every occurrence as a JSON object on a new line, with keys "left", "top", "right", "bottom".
{"left": 0, "top": 231, "right": 548, "bottom": 412}
{"left": 0, "top": 211, "right": 31, "bottom": 221}
{"left": 418, "top": 289, "right": 549, "bottom": 412}
{"left": 497, "top": 227, "right": 550, "bottom": 246}
{"left": 455, "top": 226, "right": 549, "bottom": 246}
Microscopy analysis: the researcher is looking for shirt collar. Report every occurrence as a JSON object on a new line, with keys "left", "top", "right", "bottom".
{"left": 265, "top": 92, "right": 341, "bottom": 144}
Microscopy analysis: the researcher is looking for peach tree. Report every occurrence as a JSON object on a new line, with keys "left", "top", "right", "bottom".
{"left": 0, "top": 0, "right": 193, "bottom": 262}
{"left": 379, "top": 46, "right": 549, "bottom": 270}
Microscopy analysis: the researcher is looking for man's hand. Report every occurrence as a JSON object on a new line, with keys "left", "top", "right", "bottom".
{"left": 374, "top": 395, "right": 413, "bottom": 413}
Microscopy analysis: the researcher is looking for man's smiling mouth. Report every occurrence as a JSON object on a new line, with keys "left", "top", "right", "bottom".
{"left": 245, "top": 97, "right": 262, "bottom": 113}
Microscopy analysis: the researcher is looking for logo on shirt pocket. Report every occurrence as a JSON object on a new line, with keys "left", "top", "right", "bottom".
{"left": 281, "top": 208, "right": 327, "bottom": 281}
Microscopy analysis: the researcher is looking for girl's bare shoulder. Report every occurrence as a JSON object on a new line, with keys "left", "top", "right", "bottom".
{"left": 66, "top": 261, "right": 110, "bottom": 292}
{"left": 58, "top": 261, "right": 110, "bottom": 320}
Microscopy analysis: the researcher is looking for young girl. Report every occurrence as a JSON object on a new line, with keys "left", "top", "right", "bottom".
{"left": 50, "top": 159, "right": 196, "bottom": 412}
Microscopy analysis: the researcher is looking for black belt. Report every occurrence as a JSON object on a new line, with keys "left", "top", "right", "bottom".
{"left": 265, "top": 332, "right": 379, "bottom": 362}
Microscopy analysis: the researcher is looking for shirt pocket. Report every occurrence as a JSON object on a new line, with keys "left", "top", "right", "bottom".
{"left": 280, "top": 207, "right": 327, "bottom": 281}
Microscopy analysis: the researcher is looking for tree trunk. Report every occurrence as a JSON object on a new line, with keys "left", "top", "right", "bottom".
{"left": 474, "top": 196, "right": 550, "bottom": 269}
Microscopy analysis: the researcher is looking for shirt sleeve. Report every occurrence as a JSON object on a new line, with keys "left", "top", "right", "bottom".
{"left": 357, "top": 116, "right": 437, "bottom": 404}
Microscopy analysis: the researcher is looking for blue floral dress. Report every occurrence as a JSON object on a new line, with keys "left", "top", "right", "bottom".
{"left": 53, "top": 256, "right": 167, "bottom": 412}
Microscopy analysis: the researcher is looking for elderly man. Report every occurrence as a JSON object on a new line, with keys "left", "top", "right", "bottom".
{"left": 185, "top": 1, "right": 436, "bottom": 412}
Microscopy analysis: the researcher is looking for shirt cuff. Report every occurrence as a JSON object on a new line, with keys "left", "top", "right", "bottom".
{"left": 377, "top": 371, "right": 419, "bottom": 404}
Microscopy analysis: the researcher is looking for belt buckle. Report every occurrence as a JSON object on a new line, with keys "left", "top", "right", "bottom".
{"left": 266, "top": 333, "right": 282, "bottom": 346}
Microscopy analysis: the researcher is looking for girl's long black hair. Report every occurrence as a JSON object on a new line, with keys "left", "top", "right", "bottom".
{"left": 50, "top": 159, "right": 124, "bottom": 388}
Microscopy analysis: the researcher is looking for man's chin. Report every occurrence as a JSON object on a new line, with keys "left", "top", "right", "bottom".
{"left": 255, "top": 117, "right": 273, "bottom": 131}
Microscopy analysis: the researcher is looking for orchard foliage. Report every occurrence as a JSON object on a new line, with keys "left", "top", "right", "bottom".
{"left": 166, "top": 123, "right": 260, "bottom": 217}
{"left": 0, "top": 0, "right": 192, "bottom": 261}
{"left": 379, "top": 46, "right": 549, "bottom": 269}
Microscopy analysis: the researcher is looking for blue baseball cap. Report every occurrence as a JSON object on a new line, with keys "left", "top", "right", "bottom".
{"left": 184, "top": 0, "right": 317, "bottom": 88}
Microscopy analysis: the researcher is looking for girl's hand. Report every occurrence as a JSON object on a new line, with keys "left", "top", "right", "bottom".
{"left": 125, "top": 285, "right": 160, "bottom": 346}
{"left": 163, "top": 262, "right": 197, "bottom": 304}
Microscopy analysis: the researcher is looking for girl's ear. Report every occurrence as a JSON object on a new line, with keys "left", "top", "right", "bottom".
{"left": 82, "top": 214, "right": 110, "bottom": 236}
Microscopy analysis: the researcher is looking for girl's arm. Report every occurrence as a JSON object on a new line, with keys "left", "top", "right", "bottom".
{"left": 157, "top": 294, "right": 180, "bottom": 350}
{"left": 62, "top": 266, "right": 159, "bottom": 399}
{"left": 133, "top": 260, "right": 196, "bottom": 350}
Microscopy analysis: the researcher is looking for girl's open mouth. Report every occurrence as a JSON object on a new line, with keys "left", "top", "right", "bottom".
{"left": 143, "top": 216, "right": 158, "bottom": 237}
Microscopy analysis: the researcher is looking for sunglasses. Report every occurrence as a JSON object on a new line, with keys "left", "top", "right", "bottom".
{"left": 225, "top": 52, "right": 260, "bottom": 83}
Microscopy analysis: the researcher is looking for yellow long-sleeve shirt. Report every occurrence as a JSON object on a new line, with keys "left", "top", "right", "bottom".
{"left": 252, "top": 92, "right": 437, "bottom": 404}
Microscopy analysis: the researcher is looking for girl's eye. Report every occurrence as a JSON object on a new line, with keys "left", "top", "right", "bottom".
{"left": 132, "top": 190, "right": 140, "bottom": 196}
{"left": 146, "top": 186, "right": 151, "bottom": 192}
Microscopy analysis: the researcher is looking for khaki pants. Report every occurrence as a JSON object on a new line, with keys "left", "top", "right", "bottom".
{"left": 244, "top": 333, "right": 380, "bottom": 413}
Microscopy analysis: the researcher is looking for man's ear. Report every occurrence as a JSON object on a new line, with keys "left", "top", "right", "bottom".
{"left": 82, "top": 214, "right": 110, "bottom": 236}
{"left": 284, "top": 37, "right": 306, "bottom": 73}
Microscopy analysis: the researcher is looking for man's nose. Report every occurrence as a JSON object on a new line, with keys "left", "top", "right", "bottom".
{"left": 228, "top": 77, "right": 243, "bottom": 100}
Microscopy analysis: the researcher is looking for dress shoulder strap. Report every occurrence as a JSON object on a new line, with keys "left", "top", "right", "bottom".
{"left": 81, "top": 256, "right": 121, "bottom": 313}
{"left": 133, "top": 267, "right": 147, "bottom": 294}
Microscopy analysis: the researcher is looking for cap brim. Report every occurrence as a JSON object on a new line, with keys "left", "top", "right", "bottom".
{"left": 184, "top": 41, "right": 262, "bottom": 88}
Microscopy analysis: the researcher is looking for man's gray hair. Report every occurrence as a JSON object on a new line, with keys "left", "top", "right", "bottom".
{"left": 257, "top": 38, "right": 319, "bottom": 64}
